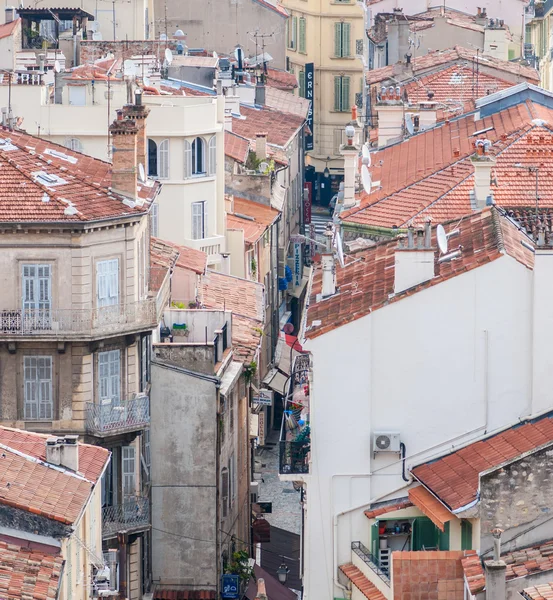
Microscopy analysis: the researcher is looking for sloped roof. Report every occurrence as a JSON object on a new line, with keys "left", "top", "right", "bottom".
{"left": 364, "top": 498, "right": 412, "bottom": 519}
{"left": 0, "top": 541, "right": 63, "bottom": 600}
{"left": 224, "top": 131, "right": 250, "bottom": 163}
{"left": 265, "top": 67, "right": 297, "bottom": 90}
{"left": 264, "top": 86, "right": 310, "bottom": 118}
{"left": 339, "top": 564, "right": 387, "bottom": 600}
{"left": 0, "top": 129, "right": 158, "bottom": 223}
{"left": 306, "top": 208, "right": 534, "bottom": 340}
{"left": 0, "top": 18, "right": 20, "bottom": 40}
{"left": 408, "top": 485, "right": 455, "bottom": 531}
{"left": 227, "top": 197, "right": 279, "bottom": 244}
{"left": 523, "top": 582, "right": 553, "bottom": 600}
{"left": 233, "top": 105, "right": 305, "bottom": 148}
{"left": 412, "top": 413, "right": 553, "bottom": 512}
{"left": 151, "top": 237, "right": 207, "bottom": 275}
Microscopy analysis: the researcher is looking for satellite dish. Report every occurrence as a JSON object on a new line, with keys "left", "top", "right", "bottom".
{"left": 259, "top": 162, "right": 269, "bottom": 173}
{"left": 283, "top": 323, "right": 294, "bottom": 334}
{"left": 160, "top": 33, "right": 167, "bottom": 41}
{"left": 213, "top": 51, "right": 218, "bottom": 59}
{"left": 437, "top": 224, "right": 448, "bottom": 254}
{"left": 361, "top": 165, "right": 372, "bottom": 194}
{"left": 138, "top": 163, "right": 146, "bottom": 183}
{"left": 362, "top": 143, "right": 371, "bottom": 166}
{"left": 334, "top": 230, "right": 345, "bottom": 268}
{"left": 123, "top": 59, "right": 136, "bottom": 77}
{"left": 174, "top": 29, "right": 185, "bottom": 37}
{"left": 54, "top": 60, "right": 61, "bottom": 73}
{"left": 92, "top": 31, "right": 102, "bottom": 40}
{"left": 165, "top": 48, "right": 173, "bottom": 65}
{"left": 405, "top": 113, "right": 415, "bottom": 135}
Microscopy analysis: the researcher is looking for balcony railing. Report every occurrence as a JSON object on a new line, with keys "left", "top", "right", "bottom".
{"left": 279, "top": 440, "right": 310, "bottom": 475}
{"left": 0, "top": 301, "right": 157, "bottom": 339}
{"left": 102, "top": 496, "right": 150, "bottom": 538}
{"left": 351, "top": 541, "right": 391, "bottom": 585}
{"left": 86, "top": 395, "right": 150, "bottom": 437}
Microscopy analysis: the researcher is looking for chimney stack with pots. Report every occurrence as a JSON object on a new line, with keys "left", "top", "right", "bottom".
{"left": 256, "top": 132, "right": 268, "bottom": 161}
{"left": 121, "top": 89, "right": 150, "bottom": 175}
{"left": 471, "top": 139, "right": 495, "bottom": 209}
{"left": 394, "top": 220, "right": 435, "bottom": 294}
{"left": 340, "top": 124, "right": 360, "bottom": 207}
{"left": 376, "top": 84, "right": 405, "bottom": 147}
{"left": 109, "top": 111, "right": 139, "bottom": 200}
{"left": 46, "top": 435, "right": 80, "bottom": 472}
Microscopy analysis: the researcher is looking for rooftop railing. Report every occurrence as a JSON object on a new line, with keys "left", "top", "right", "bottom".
{"left": 351, "top": 541, "right": 391, "bottom": 585}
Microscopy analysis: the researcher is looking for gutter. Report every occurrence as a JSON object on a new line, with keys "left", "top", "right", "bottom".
{"left": 151, "top": 358, "right": 222, "bottom": 384}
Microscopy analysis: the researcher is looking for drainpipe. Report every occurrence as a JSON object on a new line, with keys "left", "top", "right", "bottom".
{"left": 117, "top": 532, "right": 128, "bottom": 600}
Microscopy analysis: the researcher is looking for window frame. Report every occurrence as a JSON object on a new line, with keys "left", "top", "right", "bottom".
{"left": 299, "top": 17, "right": 306, "bottom": 53}
{"left": 191, "top": 136, "right": 205, "bottom": 175}
{"left": 22, "top": 263, "right": 51, "bottom": 313}
{"left": 334, "top": 21, "right": 351, "bottom": 58}
{"left": 334, "top": 75, "right": 351, "bottom": 112}
{"left": 96, "top": 258, "right": 120, "bottom": 308}
{"left": 191, "top": 200, "right": 207, "bottom": 240}
{"left": 98, "top": 349, "right": 121, "bottom": 405}
{"left": 148, "top": 138, "right": 169, "bottom": 178}
{"left": 23, "top": 355, "right": 53, "bottom": 421}
{"left": 65, "top": 137, "right": 84, "bottom": 153}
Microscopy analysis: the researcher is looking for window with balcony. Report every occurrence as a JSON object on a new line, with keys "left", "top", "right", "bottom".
{"left": 334, "top": 75, "right": 351, "bottom": 112}
{"left": 147, "top": 139, "right": 169, "bottom": 178}
{"left": 98, "top": 350, "right": 121, "bottom": 405}
{"left": 23, "top": 355, "right": 53, "bottom": 420}
{"left": 334, "top": 22, "right": 351, "bottom": 58}
{"left": 96, "top": 259, "right": 119, "bottom": 307}
{"left": 192, "top": 201, "right": 207, "bottom": 240}
{"left": 22, "top": 264, "right": 51, "bottom": 314}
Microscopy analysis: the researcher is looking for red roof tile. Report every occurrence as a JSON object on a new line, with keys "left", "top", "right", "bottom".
{"left": 306, "top": 208, "right": 534, "bottom": 339}
{"left": 153, "top": 590, "right": 216, "bottom": 600}
{"left": 0, "top": 128, "right": 158, "bottom": 223}
{"left": 0, "top": 540, "right": 63, "bottom": 600}
{"left": 0, "top": 18, "right": 19, "bottom": 40}
{"left": 227, "top": 197, "right": 279, "bottom": 244}
{"left": 225, "top": 131, "right": 250, "bottom": 163}
{"left": 408, "top": 485, "right": 456, "bottom": 531}
{"left": 364, "top": 499, "right": 412, "bottom": 519}
{"left": 339, "top": 564, "right": 387, "bottom": 600}
{"left": 413, "top": 414, "right": 553, "bottom": 511}
{"left": 232, "top": 105, "right": 305, "bottom": 148}
{"left": 265, "top": 67, "right": 297, "bottom": 91}
{"left": 523, "top": 582, "right": 553, "bottom": 600}
{"left": 151, "top": 238, "right": 207, "bottom": 276}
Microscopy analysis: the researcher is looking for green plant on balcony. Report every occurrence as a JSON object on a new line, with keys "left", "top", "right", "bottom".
{"left": 244, "top": 361, "right": 257, "bottom": 383}
{"left": 250, "top": 257, "right": 257, "bottom": 278}
{"left": 225, "top": 550, "right": 254, "bottom": 583}
{"left": 171, "top": 301, "right": 186, "bottom": 309}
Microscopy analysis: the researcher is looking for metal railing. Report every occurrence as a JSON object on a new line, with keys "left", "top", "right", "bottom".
{"left": 86, "top": 395, "right": 150, "bottom": 436}
{"left": 0, "top": 301, "right": 156, "bottom": 337}
{"left": 351, "top": 541, "right": 390, "bottom": 585}
{"left": 102, "top": 496, "right": 150, "bottom": 538}
{"left": 279, "top": 440, "right": 310, "bottom": 475}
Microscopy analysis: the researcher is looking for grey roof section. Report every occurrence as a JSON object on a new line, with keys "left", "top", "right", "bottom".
{"left": 476, "top": 82, "right": 553, "bottom": 117}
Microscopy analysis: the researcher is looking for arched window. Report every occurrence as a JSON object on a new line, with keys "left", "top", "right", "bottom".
{"left": 148, "top": 139, "right": 157, "bottom": 176}
{"left": 208, "top": 135, "right": 216, "bottom": 176}
{"left": 65, "top": 137, "right": 84, "bottom": 153}
{"left": 191, "top": 137, "right": 205, "bottom": 175}
{"left": 148, "top": 139, "right": 169, "bottom": 179}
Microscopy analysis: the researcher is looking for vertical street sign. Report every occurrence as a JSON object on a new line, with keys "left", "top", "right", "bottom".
{"left": 305, "top": 63, "right": 314, "bottom": 151}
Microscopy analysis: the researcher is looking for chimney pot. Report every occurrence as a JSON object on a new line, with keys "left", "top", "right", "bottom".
{"left": 60, "top": 435, "right": 79, "bottom": 472}
{"left": 116, "top": 109, "right": 123, "bottom": 121}
{"left": 351, "top": 105, "right": 357, "bottom": 121}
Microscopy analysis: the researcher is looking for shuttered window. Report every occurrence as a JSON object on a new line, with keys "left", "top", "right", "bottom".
{"left": 150, "top": 201, "right": 159, "bottom": 237}
{"left": 334, "top": 76, "right": 350, "bottom": 112}
{"left": 221, "top": 467, "right": 229, "bottom": 518}
{"left": 192, "top": 201, "right": 206, "bottom": 240}
{"left": 184, "top": 140, "right": 192, "bottom": 178}
{"left": 24, "top": 356, "right": 53, "bottom": 420}
{"left": 22, "top": 264, "right": 51, "bottom": 312}
{"left": 122, "top": 445, "right": 136, "bottom": 501}
{"left": 299, "top": 70, "right": 305, "bottom": 98}
{"left": 147, "top": 139, "right": 157, "bottom": 176}
{"left": 65, "top": 137, "right": 84, "bottom": 153}
{"left": 288, "top": 16, "right": 298, "bottom": 50}
{"left": 192, "top": 137, "right": 205, "bottom": 174}
{"left": 208, "top": 135, "right": 217, "bottom": 176}
{"left": 158, "top": 139, "right": 169, "bottom": 179}
{"left": 299, "top": 18, "right": 306, "bottom": 53}
{"left": 98, "top": 350, "right": 121, "bottom": 405}
{"left": 96, "top": 259, "right": 119, "bottom": 307}
{"left": 334, "top": 22, "right": 351, "bottom": 57}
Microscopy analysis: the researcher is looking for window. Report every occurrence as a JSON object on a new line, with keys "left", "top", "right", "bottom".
{"left": 229, "top": 453, "right": 236, "bottom": 504}
{"left": 208, "top": 136, "right": 217, "bottom": 176}
{"left": 24, "top": 356, "right": 53, "bottom": 420}
{"left": 143, "top": 429, "right": 151, "bottom": 479}
{"left": 122, "top": 445, "right": 136, "bottom": 502}
{"left": 229, "top": 390, "right": 235, "bottom": 432}
{"left": 98, "top": 350, "right": 121, "bottom": 404}
{"left": 221, "top": 467, "right": 229, "bottom": 518}
{"left": 299, "top": 70, "right": 305, "bottom": 98}
{"left": 140, "top": 335, "right": 150, "bottom": 392}
{"left": 68, "top": 86, "right": 86, "bottom": 106}
{"left": 150, "top": 201, "right": 159, "bottom": 237}
{"left": 334, "top": 75, "right": 351, "bottom": 112}
{"left": 287, "top": 15, "right": 298, "bottom": 50}
{"left": 148, "top": 139, "right": 169, "bottom": 178}
{"left": 299, "top": 17, "right": 306, "bottom": 53}
{"left": 192, "top": 137, "right": 205, "bottom": 174}
{"left": 192, "top": 201, "right": 207, "bottom": 240}
{"left": 96, "top": 259, "right": 119, "bottom": 307}
{"left": 334, "top": 22, "right": 351, "bottom": 58}
{"left": 65, "top": 137, "right": 83, "bottom": 153}
{"left": 22, "top": 264, "right": 51, "bottom": 313}
{"left": 461, "top": 520, "right": 473, "bottom": 551}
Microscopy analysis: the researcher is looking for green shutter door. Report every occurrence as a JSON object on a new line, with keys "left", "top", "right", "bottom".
{"left": 342, "top": 23, "right": 351, "bottom": 57}
{"left": 286, "top": 19, "right": 290, "bottom": 48}
{"left": 334, "top": 77, "right": 342, "bottom": 111}
{"left": 299, "top": 18, "right": 306, "bottom": 53}
{"left": 438, "top": 522, "right": 450, "bottom": 551}
{"left": 292, "top": 16, "right": 298, "bottom": 50}
{"left": 341, "top": 76, "right": 350, "bottom": 112}
{"left": 334, "top": 22, "right": 342, "bottom": 57}
{"left": 461, "top": 520, "right": 473, "bottom": 551}
{"left": 299, "top": 71, "right": 305, "bottom": 97}
{"left": 412, "top": 517, "right": 438, "bottom": 551}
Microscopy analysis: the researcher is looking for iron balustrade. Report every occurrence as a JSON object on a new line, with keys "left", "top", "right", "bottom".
{"left": 102, "top": 496, "right": 150, "bottom": 538}
{"left": 279, "top": 440, "right": 310, "bottom": 475}
{"left": 351, "top": 541, "right": 391, "bottom": 585}
{"left": 86, "top": 395, "right": 150, "bottom": 436}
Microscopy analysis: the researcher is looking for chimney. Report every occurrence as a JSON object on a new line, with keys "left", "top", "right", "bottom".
{"left": 376, "top": 85, "right": 405, "bottom": 147}
{"left": 476, "top": 6, "right": 488, "bottom": 26}
{"left": 255, "top": 80, "right": 266, "bottom": 106}
{"left": 220, "top": 253, "right": 231, "bottom": 275}
{"left": 471, "top": 139, "right": 496, "bottom": 209}
{"left": 46, "top": 435, "right": 79, "bottom": 472}
{"left": 485, "top": 529, "right": 506, "bottom": 600}
{"left": 255, "top": 578, "right": 268, "bottom": 600}
{"left": 225, "top": 90, "right": 241, "bottom": 118}
{"left": 224, "top": 108, "right": 233, "bottom": 132}
{"left": 387, "top": 9, "right": 410, "bottom": 64}
{"left": 256, "top": 132, "right": 267, "bottom": 161}
{"left": 109, "top": 111, "right": 139, "bottom": 200}
{"left": 121, "top": 90, "right": 150, "bottom": 175}
{"left": 394, "top": 221, "right": 435, "bottom": 294}
{"left": 340, "top": 125, "right": 359, "bottom": 207}
{"left": 4, "top": 7, "right": 16, "bottom": 24}
{"left": 321, "top": 225, "right": 336, "bottom": 298}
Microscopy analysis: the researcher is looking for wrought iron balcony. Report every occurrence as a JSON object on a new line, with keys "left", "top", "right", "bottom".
{"left": 279, "top": 440, "right": 310, "bottom": 475}
{"left": 351, "top": 541, "right": 391, "bottom": 585}
{"left": 102, "top": 496, "right": 150, "bottom": 539}
{"left": 86, "top": 395, "right": 150, "bottom": 437}
{"left": 0, "top": 301, "right": 157, "bottom": 340}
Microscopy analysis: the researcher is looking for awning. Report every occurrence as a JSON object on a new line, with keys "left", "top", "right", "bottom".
{"left": 250, "top": 413, "right": 259, "bottom": 439}
{"left": 219, "top": 361, "right": 242, "bottom": 397}
{"left": 408, "top": 486, "right": 457, "bottom": 532}
{"left": 263, "top": 368, "right": 288, "bottom": 395}
{"left": 288, "top": 275, "right": 308, "bottom": 299}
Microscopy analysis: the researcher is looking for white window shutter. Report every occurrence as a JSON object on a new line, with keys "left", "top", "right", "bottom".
{"left": 122, "top": 445, "right": 136, "bottom": 501}
{"left": 192, "top": 202, "right": 203, "bottom": 240}
{"left": 203, "top": 201, "right": 207, "bottom": 238}
{"left": 150, "top": 202, "right": 159, "bottom": 237}
{"left": 158, "top": 139, "right": 169, "bottom": 179}
{"left": 208, "top": 136, "right": 216, "bottom": 176}
{"left": 107, "top": 259, "right": 119, "bottom": 305}
{"left": 184, "top": 140, "right": 192, "bottom": 179}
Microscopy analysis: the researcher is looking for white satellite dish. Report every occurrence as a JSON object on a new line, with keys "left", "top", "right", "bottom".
{"left": 165, "top": 48, "right": 173, "bottom": 65}
{"left": 361, "top": 165, "right": 372, "bottom": 194}
{"left": 437, "top": 224, "right": 448, "bottom": 254}
{"left": 362, "top": 143, "right": 371, "bottom": 166}
{"left": 258, "top": 162, "right": 269, "bottom": 173}
{"left": 138, "top": 163, "right": 146, "bottom": 183}
{"left": 213, "top": 51, "right": 218, "bottom": 59}
{"left": 53, "top": 60, "right": 61, "bottom": 73}
{"left": 123, "top": 59, "right": 136, "bottom": 77}
{"left": 405, "top": 113, "right": 415, "bottom": 136}
{"left": 174, "top": 29, "right": 185, "bottom": 37}
{"left": 334, "top": 230, "right": 345, "bottom": 268}
{"left": 160, "top": 33, "right": 167, "bottom": 41}
{"left": 143, "top": 76, "right": 151, "bottom": 87}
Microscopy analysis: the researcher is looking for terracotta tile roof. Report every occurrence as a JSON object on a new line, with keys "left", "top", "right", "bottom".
{"left": 0, "top": 128, "right": 158, "bottom": 223}
{"left": 412, "top": 413, "right": 553, "bottom": 512}
{"left": 233, "top": 105, "right": 305, "bottom": 148}
{"left": 306, "top": 208, "right": 534, "bottom": 339}
{"left": 342, "top": 103, "right": 553, "bottom": 230}
{"left": 153, "top": 590, "right": 216, "bottom": 600}
{"left": 151, "top": 237, "right": 207, "bottom": 276}
{"left": 393, "top": 551, "right": 467, "bottom": 600}
{"left": 339, "top": 564, "right": 387, "bottom": 600}
{"left": 264, "top": 86, "right": 310, "bottom": 118}
{"left": 408, "top": 485, "right": 456, "bottom": 531}
{"left": 523, "top": 582, "right": 553, "bottom": 600}
{"left": 364, "top": 499, "right": 412, "bottom": 519}
{"left": 0, "top": 426, "right": 109, "bottom": 483}
{"left": 265, "top": 67, "right": 297, "bottom": 91}
{"left": 412, "top": 7, "right": 486, "bottom": 33}
{"left": 65, "top": 58, "right": 119, "bottom": 80}
{"left": 150, "top": 237, "right": 179, "bottom": 293}
{"left": 225, "top": 131, "right": 250, "bottom": 163}
{"left": 227, "top": 197, "right": 279, "bottom": 244}
{"left": 0, "top": 541, "right": 63, "bottom": 600}
{"left": 462, "top": 541, "right": 553, "bottom": 594}
{"left": 0, "top": 18, "right": 20, "bottom": 40}
{"left": 365, "top": 46, "right": 539, "bottom": 86}
{"left": 253, "top": 0, "right": 288, "bottom": 18}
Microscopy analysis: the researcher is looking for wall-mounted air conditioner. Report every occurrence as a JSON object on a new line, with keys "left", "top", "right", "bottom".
{"left": 373, "top": 432, "right": 401, "bottom": 455}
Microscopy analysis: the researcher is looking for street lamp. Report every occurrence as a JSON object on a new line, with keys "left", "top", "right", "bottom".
{"left": 323, "top": 156, "right": 331, "bottom": 178}
{"left": 276, "top": 562, "right": 290, "bottom": 584}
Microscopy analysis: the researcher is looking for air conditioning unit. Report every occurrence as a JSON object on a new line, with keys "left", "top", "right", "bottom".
{"left": 250, "top": 481, "right": 259, "bottom": 503}
{"left": 373, "top": 432, "right": 401, "bottom": 454}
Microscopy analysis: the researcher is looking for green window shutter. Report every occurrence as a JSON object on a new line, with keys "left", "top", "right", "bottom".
{"left": 438, "top": 521, "right": 450, "bottom": 551}
{"left": 341, "top": 76, "right": 350, "bottom": 112}
{"left": 370, "top": 522, "right": 379, "bottom": 558}
{"left": 334, "top": 76, "right": 342, "bottom": 111}
{"left": 286, "top": 19, "right": 290, "bottom": 48}
{"left": 292, "top": 16, "right": 298, "bottom": 50}
{"left": 342, "top": 23, "right": 351, "bottom": 57}
{"left": 412, "top": 517, "right": 438, "bottom": 551}
{"left": 299, "top": 18, "right": 306, "bottom": 53}
{"left": 299, "top": 71, "right": 305, "bottom": 97}
{"left": 334, "top": 22, "right": 342, "bottom": 57}
{"left": 461, "top": 520, "right": 473, "bottom": 551}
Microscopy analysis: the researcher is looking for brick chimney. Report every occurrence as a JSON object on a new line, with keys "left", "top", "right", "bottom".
{"left": 394, "top": 221, "right": 435, "bottom": 294}
{"left": 46, "top": 435, "right": 79, "bottom": 472}
{"left": 376, "top": 85, "right": 405, "bottom": 147}
{"left": 255, "top": 578, "right": 268, "bottom": 600}
{"left": 121, "top": 89, "right": 150, "bottom": 174}
{"left": 471, "top": 139, "right": 495, "bottom": 209}
{"left": 109, "top": 110, "right": 139, "bottom": 200}
{"left": 256, "top": 132, "right": 268, "bottom": 161}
